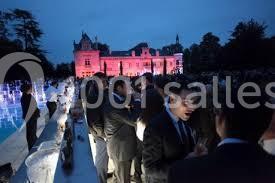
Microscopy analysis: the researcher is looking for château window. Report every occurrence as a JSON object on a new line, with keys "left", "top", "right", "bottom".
{"left": 85, "top": 59, "right": 90, "bottom": 66}
{"left": 86, "top": 71, "right": 91, "bottom": 76}
{"left": 143, "top": 62, "right": 149, "bottom": 66}
{"left": 82, "top": 42, "right": 90, "bottom": 50}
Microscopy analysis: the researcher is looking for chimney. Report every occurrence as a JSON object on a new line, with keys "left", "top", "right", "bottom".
{"left": 95, "top": 36, "right": 98, "bottom": 50}
{"left": 142, "top": 47, "right": 150, "bottom": 57}
{"left": 131, "top": 50, "right": 136, "bottom": 57}
{"left": 156, "top": 50, "right": 160, "bottom": 57}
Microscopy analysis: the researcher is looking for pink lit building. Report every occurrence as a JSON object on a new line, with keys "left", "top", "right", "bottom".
{"left": 74, "top": 33, "right": 183, "bottom": 78}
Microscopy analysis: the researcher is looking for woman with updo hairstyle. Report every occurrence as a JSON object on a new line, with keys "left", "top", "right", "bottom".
{"left": 136, "top": 89, "right": 164, "bottom": 141}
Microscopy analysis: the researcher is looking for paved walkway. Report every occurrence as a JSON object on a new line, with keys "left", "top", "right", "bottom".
{"left": 88, "top": 129, "right": 145, "bottom": 183}
{"left": 0, "top": 109, "right": 49, "bottom": 171}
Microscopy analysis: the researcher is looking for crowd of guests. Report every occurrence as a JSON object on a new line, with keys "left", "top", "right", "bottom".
{"left": 84, "top": 71, "right": 275, "bottom": 183}
{"left": 18, "top": 70, "right": 275, "bottom": 182}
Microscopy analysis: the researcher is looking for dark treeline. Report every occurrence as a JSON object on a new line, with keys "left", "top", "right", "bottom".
{"left": 0, "top": 9, "right": 74, "bottom": 82}
{"left": 183, "top": 20, "right": 275, "bottom": 72}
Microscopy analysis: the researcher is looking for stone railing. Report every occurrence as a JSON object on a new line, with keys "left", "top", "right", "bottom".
{"left": 11, "top": 100, "right": 98, "bottom": 183}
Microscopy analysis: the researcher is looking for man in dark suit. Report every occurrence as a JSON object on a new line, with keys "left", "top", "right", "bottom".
{"left": 143, "top": 82, "right": 198, "bottom": 183}
{"left": 20, "top": 83, "right": 40, "bottom": 150}
{"left": 168, "top": 89, "right": 275, "bottom": 183}
{"left": 86, "top": 72, "right": 109, "bottom": 183}
{"left": 103, "top": 79, "right": 140, "bottom": 183}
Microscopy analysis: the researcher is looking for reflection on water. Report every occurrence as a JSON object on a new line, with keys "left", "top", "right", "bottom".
{"left": 0, "top": 105, "right": 23, "bottom": 143}
{"left": 0, "top": 80, "right": 48, "bottom": 144}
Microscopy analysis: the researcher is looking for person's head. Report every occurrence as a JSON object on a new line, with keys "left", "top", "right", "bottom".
{"left": 131, "top": 76, "right": 141, "bottom": 93}
{"left": 215, "top": 89, "right": 273, "bottom": 143}
{"left": 154, "top": 76, "right": 171, "bottom": 98}
{"left": 168, "top": 81, "right": 197, "bottom": 121}
{"left": 20, "top": 83, "right": 32, "bottom": 94}
{"left": 114, "top": 79, "right": 128, "bottom": 97}
{"left": 94, "top": 72, "right": 108, "bottom": 89}
{"left": 51, "top": 81, "right": 58, "bottom": 88}
{"left": 141, "top": 72, "right": 153, "bottom": 90}
{"left": 140, "top": 89, "right": 164, "bottom": 125}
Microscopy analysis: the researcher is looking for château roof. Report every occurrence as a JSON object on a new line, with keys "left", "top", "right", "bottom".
{"left": 109, "top": 51, "right": 131, "bottom": 57}
{"left": 74, "top": 33, "right": 182, "bottom": 55}
{"left": 73, "top": 32, "right": 95, "bottom": 51}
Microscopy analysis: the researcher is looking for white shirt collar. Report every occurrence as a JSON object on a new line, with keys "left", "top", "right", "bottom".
{"left": 218, "top": 138, "right": 248, "bottom": 147}
{"left": 165, "top": 103, "right": 179, "bottom": 123}
{"left": 164, "top": 96, "right": 169, "bottom": 108}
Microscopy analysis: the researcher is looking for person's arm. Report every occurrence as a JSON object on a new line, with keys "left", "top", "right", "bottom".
{"left": 108, "top": 106, "right": 137, "bottom": 127}
{"left": 167, "top": 166, "right": 176, "bottom": 183}
{"left": 21, "top": 95, "right": 28, "bottom": 120}
{"left": 32, "top": 95, "right": 40, "bottom": 119}
{"left": 86, "top": 94, "right": 105, "bottom": 138}
{"left": 129, "top": 97, "right": 141, "bottom": 122}
{"left": 142, "top": 124, "right": 173, "bottom": 179}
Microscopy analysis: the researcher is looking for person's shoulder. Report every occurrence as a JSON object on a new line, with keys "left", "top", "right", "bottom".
{"left": 169, "top": 155, "right": 211, "bottom": 181}
{"left": 144, "top": 111, "right": 168, "bottom": 137}
{"left": 173, "top": 154, "right": 210, "bottom": 170}
{"left": 262, "top": 151, "right": 275, "bottom": 167}
{"left": 149, "top": 110, "right": 169, "bottom": 128}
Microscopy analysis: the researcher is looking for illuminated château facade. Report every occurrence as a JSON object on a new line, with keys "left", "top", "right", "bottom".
{"left": 74, "top": 33, "right": 183, "bottom": 78}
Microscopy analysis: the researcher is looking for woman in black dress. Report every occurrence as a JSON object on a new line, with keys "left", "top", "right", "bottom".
{"left": 20, "top": 83, "right": 40, "bottom": 150}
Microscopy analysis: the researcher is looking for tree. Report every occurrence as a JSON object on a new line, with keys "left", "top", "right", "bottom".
{"left": 55, "top": 63, "right": 73, "bottom": 78}
{"left": 7, "top": 9, "right": 43, "bottom": 51}
{"left": 0, "top": 11, "right": 10, "bottom": 40}
{"left": 163, "top": 58, "right": 167, "bottom": 76}
{"left": 98, "top": 43, "right": 110, "bottom": 56}
{"left": 119, "top": 61, "right": 123, "bottom": 75}
{"left": 129, "top": 42, "right": 149, "bottom": 55}
{"left": 0, "top": 9, "right": 57, "bottom": 80}
{"left": 183, "top": 48, "right": 191, "bottom": 71}
{"left": 231, "top": 19, "right": 266, "bottom": 40}
{"left": 70, "top": 61, "right": 75, "bottom": 76}
{"left": 33, "top": 53, "right": 55, "bottom": 79}
{"left": 0, "top": 39, "right": 23, "bottom": 58}
{"left": 150, "top": 59, "right": 154, "bottom": 74}
{"left": 104, "top": 61, "right": 107, "bottom": 75}
{"left": 189, "top": 44, "right": 201, "bottom": 71}
{"left": 269, "top": 36, "right": 275, "bottom": 67}
{"left": 199, "top": 32, "right": 221, "bottom": 70}
{"left": 162, "top": 43, "right": 183, "bottom": 55}
{"left": 222, "top": 19, "right": 268, "bottom": 69}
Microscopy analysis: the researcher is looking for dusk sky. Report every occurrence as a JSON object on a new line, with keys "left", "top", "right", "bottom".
{"left": 1, "top": 0, "right": 275, "bottom": 64}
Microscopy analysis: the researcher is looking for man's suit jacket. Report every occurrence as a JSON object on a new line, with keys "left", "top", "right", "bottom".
{"left": 21, "top": 93, "right": 40, "bottom": 122}
{"left": 86, "top": 88, "right": 108, "bottom": 139}
{"left": 168, "top": 143, "right": 275, "bottom": 183}
{"left": 103, "top": 93, "right": 140, "bottom": 162}
{"left": 143, "top": 110, "right": 195, "bottom": 182}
